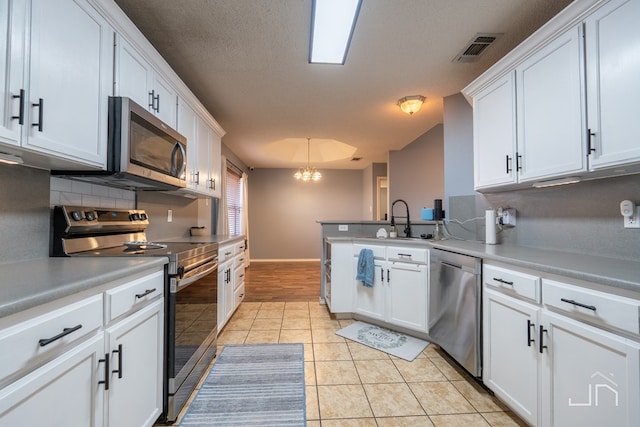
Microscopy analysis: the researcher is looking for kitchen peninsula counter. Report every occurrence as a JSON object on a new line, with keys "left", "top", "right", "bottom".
{"left": 325, "top": 236, "right": 640, "bottom": 294}
{"left": 0, "top": 257, "right": 167, "bottom": 319}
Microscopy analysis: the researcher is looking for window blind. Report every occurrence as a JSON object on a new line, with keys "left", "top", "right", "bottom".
{"left": 226, "top": 166, "right": 243, "bottom": 235}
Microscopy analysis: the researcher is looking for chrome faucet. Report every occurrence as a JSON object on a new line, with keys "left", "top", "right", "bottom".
{"left": 390, "top": 199, "right": 412, "bottom": 237}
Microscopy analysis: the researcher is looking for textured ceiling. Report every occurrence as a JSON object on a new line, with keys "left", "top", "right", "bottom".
{"left": 113, "top": 0, "right": 572, "bottom": 170}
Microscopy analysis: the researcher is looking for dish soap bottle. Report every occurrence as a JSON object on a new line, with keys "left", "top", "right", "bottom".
{"left": 389, "top": 225, "right": 397, "bottom": 238}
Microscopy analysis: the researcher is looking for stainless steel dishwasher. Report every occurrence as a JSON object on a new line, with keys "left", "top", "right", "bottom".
{"left": 428, "top": 248, "right": 482, "bottom": 377}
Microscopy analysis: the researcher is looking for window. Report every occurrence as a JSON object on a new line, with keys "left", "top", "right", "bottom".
{"left": 226, "top": 165, "right": 243, "bottom": 235}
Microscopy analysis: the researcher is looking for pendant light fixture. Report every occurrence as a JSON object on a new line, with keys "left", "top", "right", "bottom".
{"left": 294, "top": 138, "right": 322, "bottom": 182}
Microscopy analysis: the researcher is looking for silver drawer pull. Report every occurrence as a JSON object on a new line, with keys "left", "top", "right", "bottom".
{"left": 560, "top": 298, "right": 596, "bottom": 311}
{"left": 39, "top": 324, "right": 82, "bottom": 347}
{"left": 135, "top": 288, "right": 157, "bottom": 299}
{"left": 493, "top": 277, "right": 514, "bottom": 286}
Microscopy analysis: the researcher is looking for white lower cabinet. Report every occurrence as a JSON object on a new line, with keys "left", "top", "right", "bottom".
{"left": 326, "top": 242, "right": 354, "bottom": 314}
{"left": 104, "top": 299, "right": 163, "bottom": 427}
{"left": 351, "top": 243, "right": 428, "bottom": 333}
{"left": 0, "top": 267, "right": 165, "bottom": 427}
{"left": 540, "top": 310, "right": 640, "bottom": 427}
{"left": 0, "top": 334, "right": 104, "bottom": 426}
{"left": 387, "top": 261, "right": 428, "bottom": 332}
{"left": 484, "top": 288, "right": 540, "bottom": 426}
{"left": 217, "top": 238, "right": 246, "bottom": 331}
{"left": 483, "top": 262, "right": 640, "bottom": 426}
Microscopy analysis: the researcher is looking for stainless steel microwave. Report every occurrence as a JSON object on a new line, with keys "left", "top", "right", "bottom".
{"left": 53, "top": 97, "right": 187, "bottom": 191}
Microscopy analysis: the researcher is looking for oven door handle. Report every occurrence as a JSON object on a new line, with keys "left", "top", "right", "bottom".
{"left": 175, "top": 262, "right": 218, "bottom": 291}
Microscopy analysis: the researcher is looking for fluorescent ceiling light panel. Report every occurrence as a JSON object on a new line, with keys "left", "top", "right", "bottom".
{"left": 310, "top": 0, "right": 362, "bottom": 64}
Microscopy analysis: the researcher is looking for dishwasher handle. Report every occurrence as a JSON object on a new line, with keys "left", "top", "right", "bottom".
{"left": 440, "top": 260, "right": 477, "bottom": 274}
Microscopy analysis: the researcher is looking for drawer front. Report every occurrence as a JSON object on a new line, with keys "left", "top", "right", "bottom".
{"left": 484, "top": 264, "right": 540, "bottom": 302}
{"left": 543, "top": 279, "right": 640, "bottom": 336}
{"left": 219, "top": 244, "right": 234, "bottom": 263}
{"left": 387, "top": 246, "right": 428, "bottom": 264}
{"left": 234, "top": 264, "right": 245, "bottom": 289}
{"left": 234, "top": 282, "right": 245, "bottom": 306}
{"left": 233, "top": 240, "right": 246, "bottom": 255}
{"left": 0, "top": 294, "right": 103, "bottom": 385}
{"left": 353, "top": 244, "right": 385, "bottom": 259}
{"left": 105, "top": 270, "right": 164, "bottom": 323}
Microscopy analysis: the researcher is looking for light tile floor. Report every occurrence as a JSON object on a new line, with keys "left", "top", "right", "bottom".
{"left": 173, "top": 301, "right": 528, "bottom": 427}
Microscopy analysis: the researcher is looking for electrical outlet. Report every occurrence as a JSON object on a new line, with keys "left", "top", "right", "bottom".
{"left": 167, "top": 209, "right": 173, "bottom": 223}
{"left": 623, "top": 206, "right": 640, "bottom": 229}
{"left": 500, "top": 208, "right": 516, "bottom": 226}
{"left": 338, "top": 224, "right": 348, "bottom": 231}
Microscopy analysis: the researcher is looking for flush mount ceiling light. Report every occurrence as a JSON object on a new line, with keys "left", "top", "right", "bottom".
{"left": 398, "top": 95, "right": 426, "bottom": 115}
{"left": 294, "top": 138, "right": 322, "bottom": 182}
{"left": 309, "top": 0, "right": 362, "bottom": 64}
{"left": 0, "top": 152, "right": 24, "bottom": 165}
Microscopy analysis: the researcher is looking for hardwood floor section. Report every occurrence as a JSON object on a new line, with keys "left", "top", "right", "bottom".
{"left": 243, "top": 261, "right": 321, "bottom": 302}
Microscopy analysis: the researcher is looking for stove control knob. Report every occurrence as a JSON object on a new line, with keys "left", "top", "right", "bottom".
{"left": 130, "top": 213, "right": 140, "bottom": 221}
{"left": 140, "top": 213, "right": 148, "bottom": 221}
{"left": 70, "top": 211, "right": 83, "bottom": 221}
{"left": 85, "top": 211, "right": 96, "bottom": 221}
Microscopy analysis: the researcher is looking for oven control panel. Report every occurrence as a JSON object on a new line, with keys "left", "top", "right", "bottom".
{"left": 55, "top": 206, "right": 149, "bottom": 233}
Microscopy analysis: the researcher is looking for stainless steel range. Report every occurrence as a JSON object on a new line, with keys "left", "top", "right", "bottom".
{"left": 51, "top": 205, "right": 218, "bottom": 424}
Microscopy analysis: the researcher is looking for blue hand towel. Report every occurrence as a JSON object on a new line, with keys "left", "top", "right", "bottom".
{"left": 355, "top": 248, "right": 375, "bottom": 287}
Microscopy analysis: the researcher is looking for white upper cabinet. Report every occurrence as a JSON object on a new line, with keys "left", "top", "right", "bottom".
{"left": 114, "top": 35, "right": 177, "bottom": 127}
{"left": 0, "top": 0, "right": 26, "bottom": 147}
{"left": 177, "top": 97, "right": 222, "bottom": 197}
{"left": 473, "top": 72, "right": 517, "bottom": 188}
{"left": 585, "top": 0, "right": 640, "bottom": 169}
{"left": 516, "top": 25, "right": 586, "bottom": 182}
{"left": 1, "top": 0, "right": 112, "bottom": 169}
{"left": 465, "top": 0, "right": 640, "bottom": 190}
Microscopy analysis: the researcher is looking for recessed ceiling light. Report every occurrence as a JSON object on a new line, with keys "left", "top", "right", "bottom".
{"left": 309, "top": 0, "right": 362, "bottom": 65}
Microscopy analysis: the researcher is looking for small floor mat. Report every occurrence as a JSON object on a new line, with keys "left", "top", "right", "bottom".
{"left": 336, "top": 321, "right": 430, "bottom": 361}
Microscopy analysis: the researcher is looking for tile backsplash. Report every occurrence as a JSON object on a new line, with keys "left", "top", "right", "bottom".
{"left": 50, "top": 177, "right": 135, "bottom": 209}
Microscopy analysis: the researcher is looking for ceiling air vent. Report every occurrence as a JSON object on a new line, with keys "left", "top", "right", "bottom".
{"left": 351, "top": 157, "right": 362, "bottom": 162}
{"left": 453, "top": 33, "right": 502, "bottom": 63}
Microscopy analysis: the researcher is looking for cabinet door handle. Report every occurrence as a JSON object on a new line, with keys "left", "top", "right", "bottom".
{"left": 154, "top": 93, "right": 160, "bottom": 113}
{"left": 527, "top": 320, "right": 535, "bottom": 347}
{"left": 516, "top": 152, "right": 522, "bottom": 171}
{"left": 380, "top": 267, "right": 384, "bottom": 282}
{"left": 209, "top": 178, "right": 215, "bottom": 190}
{"left": 194, "top": 171, "right": 200, "bottom": 184}
{"left": 112, "top": 344, "right": 123, "bottom": 379}
{"left": 505, "top": 155, "right": 512, "bottom": 173}
{"left": 588, "top": 129, "right": 596, "bottom": 154}
{"left": 135, "top": 288, "right": 156, "bottom": 299}
{"left": 493, "top": 277, "right": 514, "bottom": 286}
{"left": 387, "top": 269, "right": 390, "bottom": 283}
{"left": 148, "top": 90, "right": 155, "bottom": 110}
{"left": 12, "top": 89, "right": 25, "bottom": 124}
{"left": 539, "top": 325, "right": 548, "bottom": 354}
{"left": 32, "top": 98, "right": 43, "bottom": 132}
{"left": 38, "top": 324, "right": 82, "bottom": 347}
{"left": 560, "top": 298, "right": 596, "bottom": 311}
{"left": 99, "top": 353, "right": 110, "bottom": 390}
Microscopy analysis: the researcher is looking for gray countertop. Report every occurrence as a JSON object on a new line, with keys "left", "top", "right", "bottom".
{"left": 0, "top": 257, "right": 167, "bottom": 319}
{"left": 326, "top": 236, "right": 640, "bottom": 294}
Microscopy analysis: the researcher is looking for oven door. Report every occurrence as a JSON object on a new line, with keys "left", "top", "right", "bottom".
{"left": 165, "top": 262, "right": 218, "bottom": 422}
